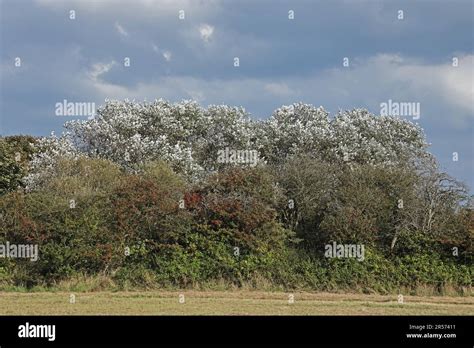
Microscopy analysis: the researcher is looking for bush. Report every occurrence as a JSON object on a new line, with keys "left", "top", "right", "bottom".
{"left": 0, "top": 136, "right": 37, "bottom": 195}
{"left": 189, "top": 167, "right": 295, "bottom": 252}
{"left": 0, "top": 148, "right": 471, "bottom": 293}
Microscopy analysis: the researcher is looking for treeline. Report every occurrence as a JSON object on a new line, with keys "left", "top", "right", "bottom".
{"left": 0, "top": 100, "right": 472, "bottom": 293}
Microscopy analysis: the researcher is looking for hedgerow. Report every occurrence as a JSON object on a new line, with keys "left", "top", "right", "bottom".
{"left": 0, "top": 100, "right": 471, "bottom": 293}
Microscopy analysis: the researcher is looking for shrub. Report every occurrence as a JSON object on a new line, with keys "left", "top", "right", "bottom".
{"left": 0, "top": 136, "right": 37, "bottom": 194}
{"left": 189, "top": 167, "right": 294, "bottom": 253}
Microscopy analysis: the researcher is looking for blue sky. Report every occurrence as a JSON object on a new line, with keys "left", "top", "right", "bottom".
{"left": 1, "top": 0, "right": 473, "bottom": 189}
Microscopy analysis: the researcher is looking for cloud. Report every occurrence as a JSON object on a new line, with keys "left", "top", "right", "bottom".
{"left": 395, "top": 55, "right": 474, "bottom": 113}
{"left": 151, "top": 44, "right": 172, "bottom": 61}
{"left": 114, "top": 22, "right": 129, "bottom": 37}
{"left": 35, "top": 0, "right": 221, "bottom": 19}
{"left": 162, "top": 50, "right": 172, "bottom": 62}
{"left": 80, "top": 53, "right": 472, "bottom": 116}
{"left": 88, "top": 61, "right": 117, "bottom": 82}
{"left": 199, "top": 24, "right": 214, "bottom": 43}
{"left": 325, "top": 54, "right": 474, "bottom": 123}
{"left": 264, "top": 82, "right": 293, "bottom": 96}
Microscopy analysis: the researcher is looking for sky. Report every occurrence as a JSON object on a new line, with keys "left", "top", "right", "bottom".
{"left": 1, "top": 0, "right": 473, "bottom": 189}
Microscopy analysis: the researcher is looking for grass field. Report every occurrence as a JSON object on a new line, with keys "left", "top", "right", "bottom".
{"left": 0, "top": 291, "right": 472, "bottom": 315}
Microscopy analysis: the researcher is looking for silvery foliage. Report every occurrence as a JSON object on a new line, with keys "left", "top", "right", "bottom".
{"left": 23, "top": 131, "right": 81, "bottom": 190}
{"left": 25, "top": 99, "right": 257, "bottom": 189}
{"left": 64, "top": 99, "right": 206, "bottom": 176}
{"left": 25, "top": 99, "right": 429, "bottom": 190}
{"left": 329, "top": 109, "right": 428, "bottom": 165}
{"left": 257, "top": 103, "right": 331, "bottom": 164}
{"left": 258, "top": 104, "right": 427, "bottom": 166}
{"left": 196, "top": 104, "right": 257, "bottom": 171}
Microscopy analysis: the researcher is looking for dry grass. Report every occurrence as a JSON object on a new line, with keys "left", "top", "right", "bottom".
{"left": 0, "top": 291, "right": 472, "bottom": 315}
